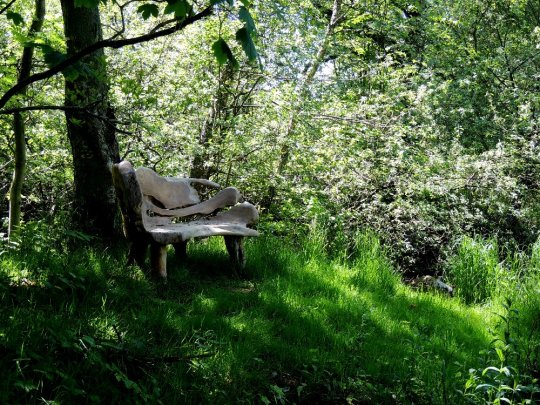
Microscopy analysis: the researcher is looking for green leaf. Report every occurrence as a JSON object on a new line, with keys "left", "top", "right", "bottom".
{"left": 37, "top": 44, "right": 67, "bottom": 68}
{"left": 45, "top": 52, "right": 68, "bottom": 68}
{"left": 69, "top": 117, "right": 83, "bottom": 126}
{"left": 37, "top": 44, "right": 81, "bottom": 80}
{"left": 482, "top": 366, "right": 500, "bottom": 376}
{"left": 211, "top": 0, "right": 233, "bottom": 5}
{"left": 164, "top": 0, "right": 190, "bottom": 18}
{"left": 6, "top": 11, "right": 23, "bottom": 26}
{"left": 239, "top": 6, "right": 256, "bottom": 33}
{"left": 137, "top": 4, "right": 159, "bottom": 20}
{"left": 495, "top": 347, "right": 505, "bottom": 362}
{"left": 475, "top": 383, "right": 495, "bottom": 391}
{"left": 212, "top": 38, "right": 238, "bottom": 68}
{"left": 235, "top": 27, "right": 257, "bottom": 61}
{"left": 239, "top": 0, "right": 250, "bottom": 6}
{"left": 81, "top": 335, "right": 96, "bottom": 347}
{"left": 499, "top": 367, "right": 512, "bottom": 377}
{"left": 212, "top": 39, "right": 228, "bottom": 65}
{"left": 259, "top": 395, "right": 271, "bottom": 405}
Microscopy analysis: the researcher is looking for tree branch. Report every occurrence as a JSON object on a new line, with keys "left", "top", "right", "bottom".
{"left": 0, "top": 105, "right": 133, "bottom": 134}
{"left": 0, "top": 104, "right": 84, "bottom": 114}
{"left": 0, "top": 0, "right": 17, "bottom": 15}
{"left": 0, "top": 4, "right": 214, "bottom": 110}
{"left": 0, "top": 158, "right": 14, "bottom": 172}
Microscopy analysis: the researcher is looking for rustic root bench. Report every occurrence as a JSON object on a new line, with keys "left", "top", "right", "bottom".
{"left": 112, "top": 161, "right": 259, "bottom": 278}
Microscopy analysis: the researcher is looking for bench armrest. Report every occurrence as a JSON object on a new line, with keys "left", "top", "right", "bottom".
{"left": 182, "top": 178, "right": 221, "bottom": 189}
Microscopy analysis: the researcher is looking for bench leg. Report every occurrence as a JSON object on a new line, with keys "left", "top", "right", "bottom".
{"left": 150, "top": 243, "right": 167, "bottom": 279}
{"left": 173, "top": 240, "right": 188, "bottom": 260}
{"left": 224, "top": 236, "right": 245, "bottom": 270}
{"left": 127, "top": 239, "right": 148, "bottom": 268}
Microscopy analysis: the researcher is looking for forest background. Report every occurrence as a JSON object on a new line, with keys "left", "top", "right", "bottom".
{"left": 1, "top": 0, "right": 540, "bottom": 403}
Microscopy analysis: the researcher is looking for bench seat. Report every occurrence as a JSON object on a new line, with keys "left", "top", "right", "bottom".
{"left": 146, "top": 211, "right": 260, "bottom": 244}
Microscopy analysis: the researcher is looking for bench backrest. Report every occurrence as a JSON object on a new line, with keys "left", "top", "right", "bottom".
{"left": 136, "top": 167, "right": 201, "bottom": 209}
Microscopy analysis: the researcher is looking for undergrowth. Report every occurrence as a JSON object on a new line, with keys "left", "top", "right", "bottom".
{"left": 0, "top": 222, "right": 539, "bottom": 403}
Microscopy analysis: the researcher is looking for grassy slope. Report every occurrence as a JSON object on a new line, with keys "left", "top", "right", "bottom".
{"left": 0, "top": 229, "right": 527, "bottom": 404}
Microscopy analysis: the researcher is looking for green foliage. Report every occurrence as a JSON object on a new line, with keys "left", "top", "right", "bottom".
{"left": 6, "top": 11, "right": 23, "bottom": 26}
{"left": 137, "top": 4, "right": 159, "bottom": 20}
{"left": 2, "top": 0, "right": 540, "bottom": 399}
{"left": 460, "top": 300, "right": 540, "bottom": 404}
{"left": 164, "top": 0, "right": 191, "bottom": 18}
{"left": 211, "top": 0, "right": 234, "bottom": 6}
{"left": 0, "top": 0, "right": 537, "bottom": 283}
{"left": 38, "top": 43, "right": 67, "bottom": 68}
{"left": 238, "top": 6, "right": 255, "bottom": 33}
{"left": 212, "top": 37, "right": 238, "bottom": 67}
{"left": 235, "top": 27, "right": 257, "bottom": 61}
{"left": 353, "top": 230, "right": 398, "bottom": 292}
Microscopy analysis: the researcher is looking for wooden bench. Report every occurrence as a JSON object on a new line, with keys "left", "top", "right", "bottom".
{"left": 112, "top": 161, "right": 259, "bottom": 278}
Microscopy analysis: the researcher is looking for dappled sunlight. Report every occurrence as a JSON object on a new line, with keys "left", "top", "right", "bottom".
{"left": 154, "top": 235, "right": 496, "bottom": 402}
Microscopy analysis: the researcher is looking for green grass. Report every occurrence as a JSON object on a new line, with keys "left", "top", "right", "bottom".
{"left": 446, "top": 236, "right": 500, "bottom": 304}
{"left": 0, "top": 225, "right": 538, "bottom": 403}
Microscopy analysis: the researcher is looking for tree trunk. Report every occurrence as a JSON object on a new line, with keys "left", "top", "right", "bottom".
{"left": 262, "top": 0, "right": 342, "bottom": 210}
{"left": 8, "top": 112, "right": 26, "bottom": 237}
{"left": 7, "top": 0, "right": 45, "bottom": 238}
{"left": 60, "top": 0, "right": 120, "bottom": 236}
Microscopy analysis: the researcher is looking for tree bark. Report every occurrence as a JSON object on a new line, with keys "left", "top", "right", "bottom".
{"left": 60, "top": 0, "right": 120, "bottom": 236}
{"left": 262, "top": 0, "right": 342, "bottom": 210}
{"left": 7, "top": 0, "right": 45, "bottom": 237}
{"left": 8, "top": 112, "right": 26, "bottom": 237}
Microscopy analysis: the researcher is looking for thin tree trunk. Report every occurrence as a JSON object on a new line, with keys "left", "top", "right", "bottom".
{"left": 190, "top": 65, "right": 233, "bottom": 180}
{"left": 262, "top": 0, "right": 342, "bottom": 210}
{"left": 7, "top": 0, "right": 45, "bottom": 238}
{"left": 190, "top": 104, "right": 217, "bottom": 180}
{"left": 60, "top": 0, "right": 120, "bottom": 236}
